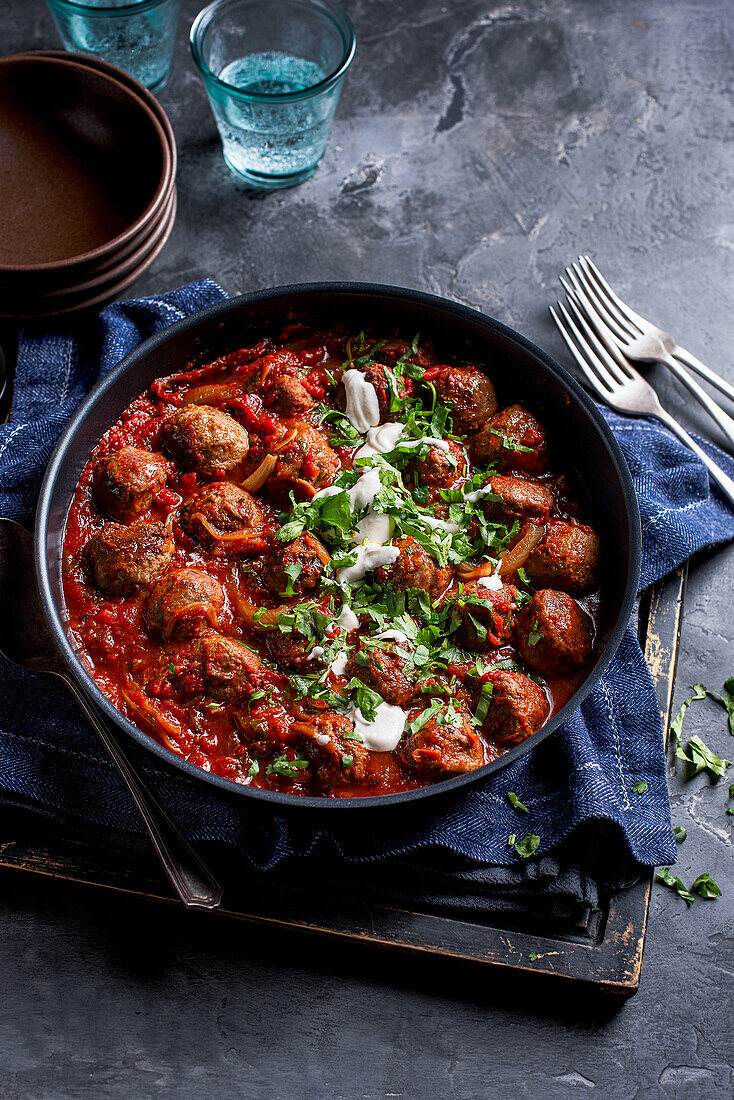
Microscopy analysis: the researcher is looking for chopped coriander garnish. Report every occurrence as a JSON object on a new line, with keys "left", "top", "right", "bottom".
{"left": 691, "top": 872, "right": 721, "bottom": 899}
{"left": 527, "top": 620, "right": 543, "bottom": 647}
{"left": 265, "top": 755, "right": 310, "bottom": 779}
{"left": 341, "top": 754, "right": 354, "bottom": 768}
{"left": 167, "top": 663, "right": 176, "bottom": 674}
{"left": 676, "top": 735, "right": 731, "bottom": 782}
{"left": 280, "top": 561, "right": 303, "bottom": 597}
{"left": 247, "top": 759, "right": 259, "bottom": 779}
{"left": 632, "top": 780, "right": 648, "bottom": 794}
{"left": 507, "top": 791, "right": 529, "bottom": 813}
{"left": 670, "top": 683, "right": 707, "bottom": 753}
{"left": 485, "top": 427, "right": 534, "bottom": 453}
{"left": 514, "top": 833, "right": 541, "bottom": 859}
{"left": 655, "top": 867, "right": 695, "bottom": 906}
{"left": 528, "top": 952, "right": 539, "bottom": 962}
{"left": 673, "top": 825, "right": 687, "bottom": 843}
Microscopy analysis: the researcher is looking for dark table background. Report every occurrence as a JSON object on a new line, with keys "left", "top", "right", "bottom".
{"left": 3, "top": 1, "right": 734, "bottom": 1096}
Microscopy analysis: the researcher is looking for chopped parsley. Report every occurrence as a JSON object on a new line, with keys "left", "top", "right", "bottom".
{"left": 656, "top": 867, "right": 695, "bottom": 906}
{"left": 632, "top": 780, "right": 648, "bottom": 794}
{"left": 691, "top": 872, "right": 721, "bottom": 899}
{"left": 528, "top": 952, "right": 539, "bottom": 962}
{"left": 341, "top": 754, "right": 354, "bottom": 768}
{"left": 167, "top": 662, "right": 176, "bottom": 675}
{"left": 247, "top": 759, "right": 259, "bottom": 779}
{"left": 265, "top": 755, "right": 310, "bottom": 779}
{"left": 677, "top": 735, "right": 731, "bottom": 782}
{"left": 656, "top": 867, "right": 722, "bottom": 905}
{"left": 514, "top": 833, "right": 541, "bottom": 859}
{"left": 507, "top": 791, "right": 529, "bottom": 813}
{"left": 673, "top": 825, "right": 687, "bottom": 843}
{"left": 280, "top": 561, "right": 303, "bottom": 597}
{"left": 527, "top": 620, "right": 543, "bottom": 647}
{"left": 485, "top": 427, "right": 534, "bottom": 453}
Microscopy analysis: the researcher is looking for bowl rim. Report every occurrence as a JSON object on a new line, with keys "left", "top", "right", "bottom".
{"left": 0, "top": 53, "right": 173, "bottom": 275}
{"left": 35, "top": 282, "right": 642, "bottom": 812}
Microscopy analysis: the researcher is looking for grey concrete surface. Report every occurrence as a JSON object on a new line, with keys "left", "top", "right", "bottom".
{"left": 3, "top": 0, "right": 734, "bottom": 1096}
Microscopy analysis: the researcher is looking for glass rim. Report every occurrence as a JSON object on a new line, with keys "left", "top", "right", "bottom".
{"left": 46, "top": 0, "right": 176, "bottom": 15}
{"left": 190, "top": 0, "right": 356, "bottom": 104}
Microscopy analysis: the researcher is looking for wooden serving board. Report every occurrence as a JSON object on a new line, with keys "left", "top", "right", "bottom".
{"left": 0, "top": 565, "right": 686, "bottom": 996}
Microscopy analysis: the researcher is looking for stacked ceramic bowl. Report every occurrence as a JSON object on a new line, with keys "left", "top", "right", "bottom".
{"left": 0, "top": 51, "right": 177, "bottom": 321}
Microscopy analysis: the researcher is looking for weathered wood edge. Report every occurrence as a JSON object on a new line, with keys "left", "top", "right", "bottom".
{"left": 0, "top": 567, "right": 687, "bottom": 994}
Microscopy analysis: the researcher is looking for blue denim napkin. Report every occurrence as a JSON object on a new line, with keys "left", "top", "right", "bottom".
{"left": 2, "top": 281, "right": 734, "bottom": 900}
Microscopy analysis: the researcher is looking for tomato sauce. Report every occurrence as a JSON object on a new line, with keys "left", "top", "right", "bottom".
{"left": 62, "top": 327, "right": 600, "bottom": 797}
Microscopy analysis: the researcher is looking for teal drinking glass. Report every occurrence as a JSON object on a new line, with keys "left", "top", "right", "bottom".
{"left": 45, "top": 0, "right": 182, "bottom": 94}
{"left": 190, "top": 0, "right": 356, "bottom": 189}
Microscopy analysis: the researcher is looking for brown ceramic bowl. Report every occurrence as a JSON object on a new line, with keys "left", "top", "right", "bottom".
{"left": 0, "top": 178, "right": 176, "bottom": 297}
{"left": 0, "top": 54, "right": 173, "bottom": 283}
{"left": 1, "top": 188, "right": 177, "bottom": 304}
{"left": 0, "top": 188, "right": 178, "bottom": 321}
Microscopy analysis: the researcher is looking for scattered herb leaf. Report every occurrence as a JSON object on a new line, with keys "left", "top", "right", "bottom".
{"left": 514, "top": 833, "right": 541, "bottom": 859}
{"left": 507, "top": 791, "right": 529, "bottom": 813}
{"left": 691, "top": 873, "right": 721, "bottom": 899}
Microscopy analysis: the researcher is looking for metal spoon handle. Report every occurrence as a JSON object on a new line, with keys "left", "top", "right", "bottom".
{"left": 60, "top": 673, "right": 223, "bottom": 910}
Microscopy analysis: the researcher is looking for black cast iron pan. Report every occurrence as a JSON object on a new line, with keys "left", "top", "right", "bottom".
{"left": 35, "top": 284, "right": 641, "bottom": 811}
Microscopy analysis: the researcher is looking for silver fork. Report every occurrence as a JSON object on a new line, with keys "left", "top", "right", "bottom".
{"left": 573, "top": 256, "right": 734, "bottom": 405}
{"left": 549, "top": 298, "right": 734, "bottom": 508}
{"left": 562, "top": 259, "right": 734, "bottom": 452}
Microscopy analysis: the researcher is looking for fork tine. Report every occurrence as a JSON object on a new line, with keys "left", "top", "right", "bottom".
{"left": 550, "top": 302, "right": 618, "bottom": 395}
{"left": 577, "top": 256, "right": 645, "bottom": 336}
{"left": 564, "top": 295, "right": 643, "bottom": 387}
{"left": 569, "top": 260, "right": 635, "bottom": 342}
{"left": 559, "top": 272, "right": 632, "bottom": 363}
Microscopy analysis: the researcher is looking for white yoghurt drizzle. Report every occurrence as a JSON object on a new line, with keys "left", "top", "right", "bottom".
{"left": 311, "top": 373, "right": 458, "bottom": 748}
{"left": 477, "top": 573, "right": 503, "bottom": 591}
{"left": 342, "top": 370, "right": 380, "bottom": 432}
{"left": 350, "top": 701, "right": 406, "bottom": 752}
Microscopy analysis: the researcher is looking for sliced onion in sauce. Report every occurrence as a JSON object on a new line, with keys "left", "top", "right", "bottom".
{"left": 241, "top": 454, "right": 277, "bottom": 493}
{"left": 497, "top": 523, "right": 545, "bottom": 576}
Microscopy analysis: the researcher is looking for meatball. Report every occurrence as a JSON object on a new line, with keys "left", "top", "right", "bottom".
{"left": 455, "top": 582, "right": 518, "bottom": 650}
{"left": 471, "top": 404, "right": 549, "bottom": 475}
{"left": 374, "top": 536, "right": 452, "bottom": 599}
{"left": 525, "top": 520, "right": 601, "bottom": 594}
{"left": 264, "top": 374, "right": 315, "bottom": 416}
{"left": 297, "top": 713, "right": 370, "bottom": 791}
{"left": 260, "top": 532, "right": 329, "bottom": 596}
{"left": 144, "top": 568, "right": 225, "bottom": 641}
{"left": 179, "top": 482, "right": 265, "bottom": 553}
{"left": 265, "top": 629, "right": 315, "bottom": 672}
{"left": 345, "top": 640, "right": 415, "bottom": 708}
{"left": 411, "top": 439, "right": 467, "bottom": 489}
{"left": 271, "top": 422, "right": 340, "bottom": 497}
{"left": 161, "top": 405, "right": 249, "bottom": 478}
{"left": 481, "top": 475, "right": 555, "bottom": 523}
{"left": 515, "top": 590, "right": 593, "bottom": 676}
{"left": 429, "top": 366, "right": 498, "bottom": 433}
{"left": 85, "top": 521, "right": 174, "bottom": 596}
{"left": 201, "top": 633, "right": 272, "bottom": 704}
{"left": 479, "top": 669, "right": 549, "bottom": 746}
{"left": 92, "top": 447, "right": 167, "bottom": 523}
{"left": 398, "top": 703, "right": 485, "bottom": 778}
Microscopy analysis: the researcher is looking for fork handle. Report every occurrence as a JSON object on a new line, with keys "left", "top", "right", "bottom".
{"left": 656, "top": 408, "right": 734, "bottom": 508}
{"left": 673, "top": 346, "right": 734, "bottom": 406}
{"left": 660, "top": 353, "right": 734, "bottom": 453}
